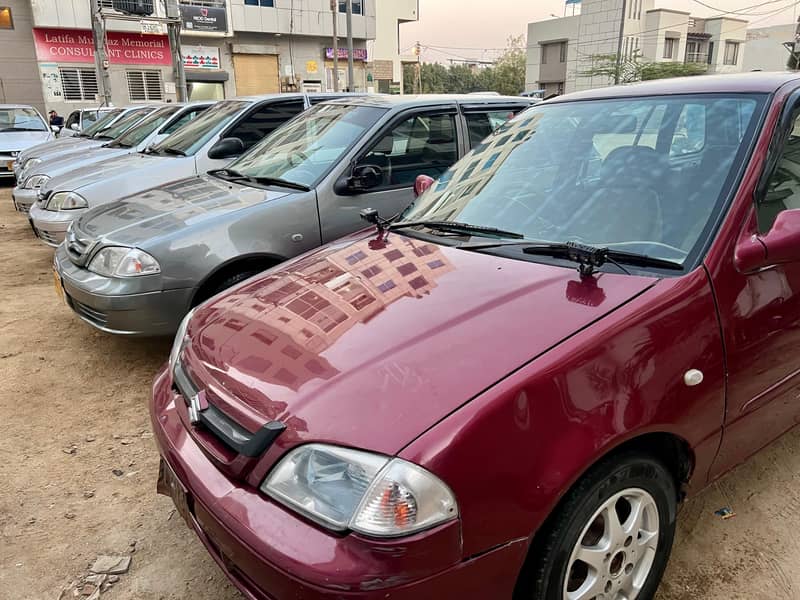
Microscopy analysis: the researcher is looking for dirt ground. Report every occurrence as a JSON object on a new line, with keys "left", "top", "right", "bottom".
{"left": 1, "top": 183, "right": 800, "bottom": 600}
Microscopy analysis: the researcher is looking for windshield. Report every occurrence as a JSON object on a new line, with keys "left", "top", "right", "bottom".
{"left": 152, "top": 100, "right": 248, "bottom": 156}
{"left": 111, "top": 105, "right": 179, "bottom": 148}
{"left": 81, "top": 109, "right": 123, "bottom": 137}
{"left": 402, "top": 93, "right": 766, "bottom": 268}
{"left": 0, "top": 107, "right": 47, "bottom": 132}
{"left": 227, "top": 103, "right": 388, "bottom": 188}
{"left": 93, "top": 107, "right": 154, "bottom": 140}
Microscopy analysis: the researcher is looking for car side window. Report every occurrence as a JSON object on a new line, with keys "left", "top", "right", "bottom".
{"left": 357, "top": 112, "right": 458, "bottom": 188}
{"left": 758, "top": 114, "right": 800, "bottom": 233}
{"left": 226, "top": 100, "right": 305, "bottom": 150}
{"left": 161, "top": 106, "right": 208, "bottom": 135}
{"left": 65, "top": 111, "right": 80, "bottom": 129}
{"left": 464, "top": 110, "right": 518, "bottom": 148}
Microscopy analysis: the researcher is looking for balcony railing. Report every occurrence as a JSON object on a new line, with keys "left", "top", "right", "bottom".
{"left": 685, "top": 52, "right": 708, "bottom": 64}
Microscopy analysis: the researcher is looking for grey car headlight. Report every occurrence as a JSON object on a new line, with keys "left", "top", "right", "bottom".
{"left": 169, "top": 308, "right": 196, "bottom": 373}
{"left": 46, "top": 191, "right": 88, "bottom": 211}
{"left": 87, "top": 247, "right": 161, "bottom": 278}
{"left": 24, "top": 174, "right": 50, "bottom": 190}
{"left": 262, "top": 444, "right": 458, "bottom": 537}
{"left": 22, "top": 157, "right": 42, "bottom": 172}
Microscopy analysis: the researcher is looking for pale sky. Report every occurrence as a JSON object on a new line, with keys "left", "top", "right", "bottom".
{"left": 400, "top": 0, "right": 800, "bottom": 63}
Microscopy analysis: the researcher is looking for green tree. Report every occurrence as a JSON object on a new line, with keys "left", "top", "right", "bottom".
{"left": 579, "top": 53, "right": 707, "bottom": 85}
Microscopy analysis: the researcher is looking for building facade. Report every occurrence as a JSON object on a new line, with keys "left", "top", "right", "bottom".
{"left": 367, "top": 0, "right": 417, "bottom": 93}
{"left": 526, "top": 0, "right": 748, "bottom": 97}
{"left": 0, "top": 0, "right": 377, "bottom": 116}
{"left": 743, "top": 23, "right": 796, "bottom": 72}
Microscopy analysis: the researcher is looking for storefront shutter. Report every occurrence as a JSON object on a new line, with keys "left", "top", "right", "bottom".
{"left": 232, "top": 54, "right": 280, "bottom": 96}
{"left": 126, "top": 70, "right": 164, "bottom": 101}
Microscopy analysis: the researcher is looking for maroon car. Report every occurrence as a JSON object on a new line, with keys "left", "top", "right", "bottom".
{"left": 151, "top": 72, "right": 800, "bottom": 599}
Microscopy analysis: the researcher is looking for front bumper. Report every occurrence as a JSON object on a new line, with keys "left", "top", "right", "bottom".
{"left": 54, "top": 245, "right": 193, "bottom": 337}
{"left": 29, "top": 204, "right": 79, "bottom": 247}
{"left": 12, "top": 187, "right": 37, "bottom": 213}
{"left": 150, "top": 366, "right": 526, "bottom": 600}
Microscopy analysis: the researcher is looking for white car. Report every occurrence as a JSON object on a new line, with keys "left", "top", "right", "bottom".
{"left": 28, "top": 102, "right": 213, "bottom": 246}
{"left": 56, "top": 107, "right": 117, "bottom": 138}
{"left": 0, "top": 105, "right": 54, "bottom": 181}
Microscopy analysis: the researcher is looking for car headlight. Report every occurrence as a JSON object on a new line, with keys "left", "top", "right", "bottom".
{"left": 262, "top": 444, "right": 458, "bottom": 537}
{"left": 169, "top": 308, "right": 196, "bottom": 372}
{"left": 24, "top": 174, "right": 50, "bottom": 190}
{"left": 87, "top": 247, "right": 161, "bottom": 278}
{"left": 46, "top": 191, "right": 88, "bottom": 210}
{"left": 22, "top": 157, "right": 42, "bottom": 172}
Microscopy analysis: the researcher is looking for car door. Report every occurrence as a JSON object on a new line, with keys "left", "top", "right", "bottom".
{"left": 62, "top": 111, "right": 80, "bottom": 137}
{"left": 710, "top": 91, "right": 800, "bottom": 474}
{"left": 195, "top": 99, "right": 306, "bottom": 173}
{"left": 319, "top": 106, "right": 460, "bottom": 243}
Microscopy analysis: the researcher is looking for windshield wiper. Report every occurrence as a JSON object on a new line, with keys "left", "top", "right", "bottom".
{"left": 160, "top": 147, "right": 187, "bottom": 156}
{"left": 93, "top": 134, "right": 113, "bottom": 141}
{"left": 210, "top": 168, "right": 254, "bottom": 183}
{"left": 109, "top": 141, "right": 132, "bottom": 149}
{"left": 460, "top": 240, "right": 683, "bottom": 274}
{"left": 390, "top": 219, "right": 525, "bottom": 240}
{"left": 210, "top": 170, "right": 310, "bottom": 191}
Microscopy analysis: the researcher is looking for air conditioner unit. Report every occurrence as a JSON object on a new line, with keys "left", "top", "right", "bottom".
{"left": 112, "top": 0, "right": 155, "bottom": 16}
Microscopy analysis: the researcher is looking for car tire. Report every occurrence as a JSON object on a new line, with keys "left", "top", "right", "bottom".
{"left": 518, "top": 452, "right": 677, "bottom": 600}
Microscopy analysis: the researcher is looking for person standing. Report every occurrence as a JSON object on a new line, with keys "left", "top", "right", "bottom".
{"left": 48, "top": 110, "right": 64, "bottom": 128}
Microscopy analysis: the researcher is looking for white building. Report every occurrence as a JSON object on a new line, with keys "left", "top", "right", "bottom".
{"left": 744, "top": 23, "right": 796, "bottom": 72}
{"left": 526, "top": 0, "right": 748, "bottom": 97}
{"left": 368, "top": 0, "right": 418, "bottom": 93}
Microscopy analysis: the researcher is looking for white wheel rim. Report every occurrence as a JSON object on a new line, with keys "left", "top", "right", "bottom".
{"left": 562, "top": 488, "right": 660, "bottom": 600}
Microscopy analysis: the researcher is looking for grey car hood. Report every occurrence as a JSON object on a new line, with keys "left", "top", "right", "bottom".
{"left": 76, "top": 175, "right": 290, "bottom": 246}
{"left": 28, "top": 139, "right": 106, "bottom": 166}
{"left": 0, "top": 130, "right": 52, "bottom": 152}
{"left": 28, "top": 145, "right": 132, "bottom": 180}
{"left": 42, "top": 152, "right": 196, "bottom": 206}
{"left": 23, "top": 136, "right": 87, "bottom": 158}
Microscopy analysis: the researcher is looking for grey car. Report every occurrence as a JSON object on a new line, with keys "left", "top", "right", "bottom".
{"left": 0, "top": 105, "right": 54, "bottom": 180}
{"left": 54, "top": 95, "right": 533, "bottom": 336}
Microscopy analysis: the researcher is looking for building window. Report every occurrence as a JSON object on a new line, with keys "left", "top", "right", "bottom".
{"left": 541, "top": 45, "right": 547, "bottom": 65}
{"left": 560, "top": 41, "right": 567, "bottom": 63}
{"left": 0, "top": 6, "right": 12, "bottom": 29}
{"left": 244, "top": 0, "right": 274, "bottom": 6}
{"left": 707, "top": 41, "right": 714, "bottom": 64}
{"left": 724, "top": 41, "right": 740, "bottom": 66}
{"left": 663, "top": 37, "right": 677, "bottom": 59}
{"left": 59, "top": 67, "right": 99, "bottom": 101}
{"left": 126, "top": 70, "right": 164, "bottom": 101}
{"left": 338, "top": 1, "right": 362, "bottom": 15}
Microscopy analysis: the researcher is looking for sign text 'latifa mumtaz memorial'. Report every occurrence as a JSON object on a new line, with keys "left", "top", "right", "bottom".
{"left": 33, "top": 28, "right": 171, "bottom": 65}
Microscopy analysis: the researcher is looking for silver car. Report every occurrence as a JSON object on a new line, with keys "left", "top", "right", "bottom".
{"left": 54, "top": 95, "right": 533, "bottom": 336}
{"left": 0, "top": 105, "right": 54, "bottom": 181}
{"left": 33, "top": 93, "right": 352, "bottom": 238}
{"left": 28, "top": 102, "right": 213, "bottom": 246}
{"left": 12, "top": 106, "right": 157, "bottom": 212}
{"left": 57, "top": 107, "right": 116, "bottom": 138}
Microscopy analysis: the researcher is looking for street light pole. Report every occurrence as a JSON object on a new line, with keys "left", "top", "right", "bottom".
{"left": 89, "top": 0, "right": 113, "bottom": 105}
{"left": 346, "top": 0, "right": 355, "bottom": 91}
{"left": 331, "top": 0, "right": 339, "bottom": 91}
{"left": 165, "top": 0, "right": 187, "bottom": 101}
{"left": 614, "top": 0, "right": 628, "bottom": 85}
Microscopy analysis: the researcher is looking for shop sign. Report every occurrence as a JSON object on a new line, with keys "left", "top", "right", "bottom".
{"left": 39, "top": 63, "right": 63, "bottom": 102}
{"left": 306, "top": 60, "right": 318, "bottom": 74}
{"left": 180, "top": 4, "right": 227, "bottom": 33}
{"left": 33, "top": 28, "right": 171, "bottom": 65}
{"left": 182, "top": 45, "right": 220, "bottom": 69}
{"left": 324, "top": 47, "right": 368, "bottom": 61}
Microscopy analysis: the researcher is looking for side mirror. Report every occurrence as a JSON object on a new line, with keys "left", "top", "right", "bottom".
{"left": 414, "top": 174, "right": 435, "bottom": 198}
{"left": 735, "top": 209, "right": 800, "bottom": 272}
{"left": 347, "top": 164, "right": 383, "bottom": 192}
{"left": 208, "top": 137, "right": 245, "bottom": 160}
{"left": 70, "top": 123, "right": 80, "bottom": 131}
{"left": 50, "top": 125, "right": 61, "bottom": 133}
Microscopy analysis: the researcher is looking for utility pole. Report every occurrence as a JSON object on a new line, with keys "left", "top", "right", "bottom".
{"left": 346, "top": 0, "right": 355, "bottom": 91}
{"left": 614, "top": 0, "right": 628, "bottom": 85}
{"left": 89, "top": 0, "right": 113, "bottom": 105}
{"left": 414, "top": 41, "right": 422, "bottom": 94}
{"left": 331, "top": 0, "right": 339, "bottom": 91}
{"left": 165, "top": 0, "right": 187, "bottom": 101}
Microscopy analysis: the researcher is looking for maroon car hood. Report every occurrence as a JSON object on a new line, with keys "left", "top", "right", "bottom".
{"left": 184, "top": 233, "right": 658, "bottom": 456}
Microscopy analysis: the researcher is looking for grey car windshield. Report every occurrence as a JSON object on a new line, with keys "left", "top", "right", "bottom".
{"left": 0, "top": 107, "right": 47, "bottom": 132}
{"left": 81, "top": 109, "right": 123, "bottom": 137}
{"left": 228, "top": 103, "right": 388, "bottom": 187}
{"left": 152, "top": 100, "right": 248, "bottom": 156}
{"left": 93, "top": 107, "right": 154, "bottom": 140}
{"left": 110, "top": 106, "right": 179, "bottom": 148}
{"left": 401, "top": 93, "right": 765, "bottom": 266}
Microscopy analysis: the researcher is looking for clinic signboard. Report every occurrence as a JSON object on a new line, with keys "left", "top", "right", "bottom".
{"left": 180, "top": 4, "right": 227, "bottom": 33}
{"left": 325, "top": 47, "right": 368, "bottom": 61}
{"left": 33, "top": 28, "right": 171, "bottom": 65}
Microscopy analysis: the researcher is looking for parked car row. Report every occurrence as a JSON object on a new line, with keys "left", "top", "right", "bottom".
{"left": 14, "top": 74, "right": 800, "bottom": 600}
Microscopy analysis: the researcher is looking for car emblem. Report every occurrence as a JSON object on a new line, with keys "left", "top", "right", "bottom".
{"left": 188, "top": 389, "right": 208, "bottom": 425}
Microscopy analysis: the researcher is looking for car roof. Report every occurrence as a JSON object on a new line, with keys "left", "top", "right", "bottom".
{"left": 550, "top": 71, "right": 800, "bottom": 103}
{"left": 322, "top": 94, "right": 536, "bottom": 109}
{"left": 0, "top": 104, "right": 43, "bottom": 110}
